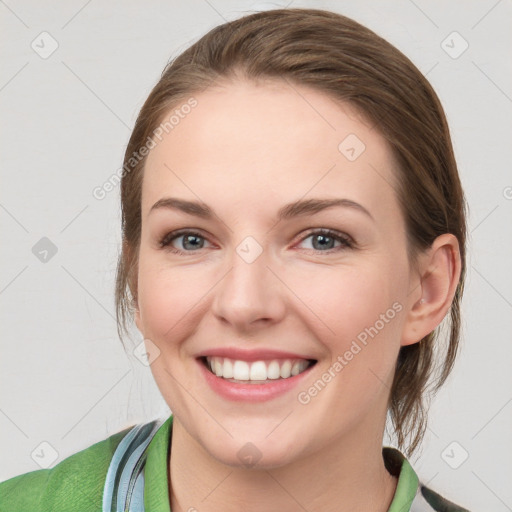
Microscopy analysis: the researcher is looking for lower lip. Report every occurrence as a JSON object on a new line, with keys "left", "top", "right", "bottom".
{"left": 197, "top": 358, "right": 315, "bottom": 402}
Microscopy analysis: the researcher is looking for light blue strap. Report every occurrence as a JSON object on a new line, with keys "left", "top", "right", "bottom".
{"left": 118, "top": 421, "right": 161, "bottom": 511}
{"left": 103, "top": 424, "right": 146, "bottom": 511}
{"left": 126, "top": 470, "right": 146, "bottom": 512}
{"left": 102, "top": 419, "right": 163, "bottom": 512}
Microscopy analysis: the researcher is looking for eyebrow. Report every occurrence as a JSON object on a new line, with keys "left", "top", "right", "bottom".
{"left": 148, "top": 197, "right": 374, "bottom": 222}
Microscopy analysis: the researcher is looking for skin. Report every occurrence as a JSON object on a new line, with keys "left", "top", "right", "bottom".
{"left": 133, "top": 77, "right": 461, "bottom": 512}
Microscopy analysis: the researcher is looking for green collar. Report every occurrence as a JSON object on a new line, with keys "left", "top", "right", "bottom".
{"left": 144, "top": 415, "right": 419, "bottom": 511}
{"left": 383, "top": 446, "right": 420, "bottom": 511}
{"left": 144, "top": 414, "right": 173, "bottom": 512}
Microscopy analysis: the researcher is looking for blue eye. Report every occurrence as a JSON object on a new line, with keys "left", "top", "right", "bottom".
{"left": 159, "top": 228, "right": 354, "bottom": 255}
{"left": 297, "top": 229, "right": 353, "bottom": 252}
{"left": 159, "top": 230, "right": 209, "bottom": 254}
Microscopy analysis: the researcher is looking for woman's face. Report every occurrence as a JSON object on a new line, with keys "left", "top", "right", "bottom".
{"left": 135, "top": 78, "right": 419, "bottom": 468}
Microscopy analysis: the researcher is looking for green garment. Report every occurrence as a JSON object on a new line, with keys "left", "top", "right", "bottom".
{"left": 0, "top": 414, "right": 470, "bottom": 511}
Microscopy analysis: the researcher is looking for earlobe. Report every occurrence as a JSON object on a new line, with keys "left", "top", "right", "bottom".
{"left": 401, "top": 233, "right": 461, "bottom": 347}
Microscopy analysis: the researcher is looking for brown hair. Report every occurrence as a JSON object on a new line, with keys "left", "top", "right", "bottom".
{"left": 115, "top": 8, "right": 467, "bottom": 457}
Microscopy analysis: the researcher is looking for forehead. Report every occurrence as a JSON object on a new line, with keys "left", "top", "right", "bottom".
{"left": 142, "top": 79, "right": 400, "bottom": 224}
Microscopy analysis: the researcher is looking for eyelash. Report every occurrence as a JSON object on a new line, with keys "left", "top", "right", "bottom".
{"left": 158, "top": 228, "right": 354, "bottom": 255}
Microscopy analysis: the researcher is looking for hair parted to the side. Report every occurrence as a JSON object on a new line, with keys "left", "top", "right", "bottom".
{"left": 115, "top": 8, "right": 467, "bottom": 457}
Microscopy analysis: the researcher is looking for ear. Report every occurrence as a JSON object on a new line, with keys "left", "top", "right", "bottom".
{"left": 401, "top": 233, "right": 461, "bottom": 347}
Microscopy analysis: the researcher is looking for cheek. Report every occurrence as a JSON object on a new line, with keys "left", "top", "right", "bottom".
{"left": 295, "top": 262, "right": 406, "bottom": 388}
{"left": 136, "top": 254, "right": 206, "bottom": 341}
{"left": 295, "top": 263, "right": 401, "bottom": 341}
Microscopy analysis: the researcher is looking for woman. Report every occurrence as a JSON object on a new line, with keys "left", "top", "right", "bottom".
{"left": 0, "top": 8, "right": 471, "bottom": 511}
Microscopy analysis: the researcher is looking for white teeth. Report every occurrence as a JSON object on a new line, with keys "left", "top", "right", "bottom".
{"left": 204, "top": 357, "right": 313, "bottom": 381}
{"left": 214, "top": 358, "right": 223, "bottom": 377}
{"left": 267, "top": 360, "right": 281, "bottom": 380}
{"left": 233, "top": 360, "right": 250, "bottom": 380}
{"left": 249, "top": 361, "right": 267, "bottom": 381}
{"left": 280, "top": 360, "right": 292, "bottom": 378}
{"left": 291, "top": 361, "right": 301, "bottom": 376}
{"left": 223, "top": 358, "right": 234, "bottom": 379}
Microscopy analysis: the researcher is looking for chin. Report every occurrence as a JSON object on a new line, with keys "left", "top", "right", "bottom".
{"left": 200, "top": 430, "right": 304, "bottom": 471}
{"left": 211, "top": 444, "right": 297, "bottom": 470}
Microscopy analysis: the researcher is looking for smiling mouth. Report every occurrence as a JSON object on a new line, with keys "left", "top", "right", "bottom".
{"left": 199, "top": 356, "right": 317, "bottom": 383}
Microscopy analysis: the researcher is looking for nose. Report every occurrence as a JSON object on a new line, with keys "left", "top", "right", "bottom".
{"left": 210, "top": 244, "right": 286, "bottom": 332}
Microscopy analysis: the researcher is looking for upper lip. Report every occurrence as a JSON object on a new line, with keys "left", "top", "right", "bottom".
{"left": 196, "top": 347, "right": 316, "bottom": 362}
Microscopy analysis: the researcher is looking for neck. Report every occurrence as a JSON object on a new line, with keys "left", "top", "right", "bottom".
{"left": 168, "top": 416, "right": 398, "bottom": 512}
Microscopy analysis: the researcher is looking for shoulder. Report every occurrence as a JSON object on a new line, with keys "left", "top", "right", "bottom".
{"left": 0, "top": 424, "right": 133, "bottom": 512}
{"left": 413, "top": 484, "right": 472, "bottom": 512}
{"left": 383, "top": 447, "right": 472, "bottom": 512}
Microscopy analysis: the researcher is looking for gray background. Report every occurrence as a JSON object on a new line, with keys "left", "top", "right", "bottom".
{"left": 1, "top": 0, "right": 511, "bottom": 509}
